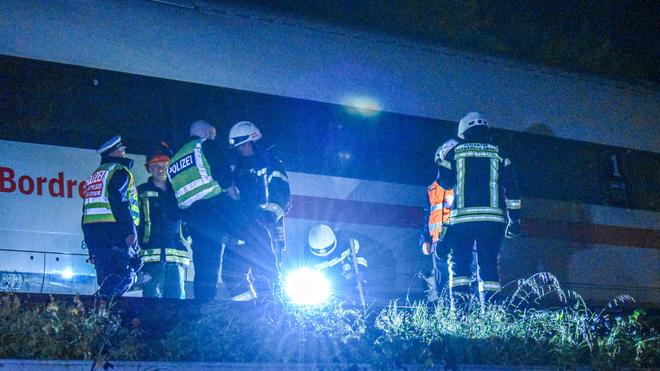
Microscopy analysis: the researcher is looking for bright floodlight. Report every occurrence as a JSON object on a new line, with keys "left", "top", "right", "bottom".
{"left": 285, "top": 268, "right": 331, "bottom": 305}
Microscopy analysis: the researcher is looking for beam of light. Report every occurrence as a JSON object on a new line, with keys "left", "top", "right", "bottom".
{"left": 342, "top": 96, "right": 381, "bottom": 116}
{"left": 60, "top": 268, "right": 74, "bottom": 279}
{"left": 285, "top": 268, "right": 331, "bottom": 305}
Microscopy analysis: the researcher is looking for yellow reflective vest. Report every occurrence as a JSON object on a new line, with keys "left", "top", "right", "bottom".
{"left": 168, "top": 138, "right": 222, "bottom": 209}
{"left": 82, "top": 163, "right": 139, "bottom": 226}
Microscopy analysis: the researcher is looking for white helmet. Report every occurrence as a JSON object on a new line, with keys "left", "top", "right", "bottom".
{"left": 228, "top": 121, "right": 262, "bottom": 147}
{"left": 457, "top": 112, "right": 488, "bottom": 139}
{"left": 434, "top": 138, "right": 459, "bottom": 164}
{"left": 308, "top": 224, "right": 337, "bottom": 257}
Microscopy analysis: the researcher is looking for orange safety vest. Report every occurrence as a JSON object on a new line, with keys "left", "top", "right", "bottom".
{"left": 427, "top": 181, "right": 454, "bottom": 243}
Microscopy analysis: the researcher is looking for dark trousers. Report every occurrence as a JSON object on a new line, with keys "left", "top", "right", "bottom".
{"left": 190, "top": 231, "right": 223, "bottom": 302}
{"left": 444, "top": 221, "right": 504, "bottom": 294}
{"left": 222, "top": 209, "right": 279, "bottom": 300}
{"left": 182, "top": 195, "right": 233, "bottom": 303}
{"left": 83, "top": 224, "right": 136, "bottom": 299}
{"left": 433, "top": 248, "right": 451, "bottom": 291}
{"left": 142, "top": 262, "right": 186, "bottom": 299}
{"left": 87, "top": 243, "right": 136, "bottom": 299}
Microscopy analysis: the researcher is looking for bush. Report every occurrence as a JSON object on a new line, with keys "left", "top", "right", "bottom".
{"left": 0, "top": 293, "right": 141, "bottom": 364}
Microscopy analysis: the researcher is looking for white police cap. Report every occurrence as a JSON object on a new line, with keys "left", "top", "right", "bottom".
{"left": 96, "top": 135, "right": 124, "bottom": 155}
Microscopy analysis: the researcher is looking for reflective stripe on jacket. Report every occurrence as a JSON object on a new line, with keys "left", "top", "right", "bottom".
{"left": 168, "top": 138, "right": 222, "bottom": 209}
{"left": 140, "top": 248, "right": 191, "bottom": 265}
{"left": 427, "top": 181, "right": 453, "bottom": 242}
{"left": 82, "top": 163, "right": 139, "bottom": 226}
{"left": 444, "top": 143, "right": 508, "bottom": 225}
{"left": 138, "top": 181, "right": 191, "bottom": 265}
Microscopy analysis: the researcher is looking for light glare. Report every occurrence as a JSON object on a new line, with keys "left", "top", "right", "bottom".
{"left": 342, "top": 96, "right": 381, "bottom": 116}
{"left": 60, "top": 268, "right": 74, "bottom": 279}
{"left": 285, "top": 268, "right": 331, "bottom": 305}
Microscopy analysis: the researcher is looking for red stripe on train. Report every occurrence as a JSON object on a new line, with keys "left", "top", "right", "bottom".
{"left": 523, "top": 217, "right": 660, "bottom": 249}
{"left": 287, "top": 195, "right": 660, "bottom": 249}
{"left": 288, "top": 195, "right": 424, "bottom": 228}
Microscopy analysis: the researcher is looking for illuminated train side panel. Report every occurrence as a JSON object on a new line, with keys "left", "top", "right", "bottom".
{"left": 0, "top": 140, "right": 147, "bottom": 295}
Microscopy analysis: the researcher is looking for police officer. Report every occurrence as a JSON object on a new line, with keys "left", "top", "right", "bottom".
{"left": 224, "top": 121, "right": 291, "bottom": 301}
{"left": 137, "top": 143, "right": 191, "bottom": 299}
{"left": 420, "top": 139, "right": 457, "bottom": 302}
{"left": 168, "top": 120, "right": 234, "bottom": 303}
{"left": 436, "top": 112, "right": 522, "bottom": 303}
{"left": 82, "top": 135, "right": 142, "bottom": 298}
{"left": 306, "top": 224, "right": 367, "bottom": 307}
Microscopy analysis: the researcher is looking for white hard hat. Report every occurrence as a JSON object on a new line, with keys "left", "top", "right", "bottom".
{"left": 308, "top": 224, "right": 337, "bottom": 257}
{"left": 434, "top": 138, "right": 459, "bottom": 164}
{"left": 457, "top": 112, "right": 488, "bottom": 139}
{"left": 228, "top": 121, "right": 262, "bottom": 147}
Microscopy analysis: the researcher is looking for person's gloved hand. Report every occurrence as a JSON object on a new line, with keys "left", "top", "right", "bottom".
{"left": 421, "top": 241, "right": 433, "bottom": 255}
{"left": 125, "top": 233, "right": 137, "bottom": 248}
{"left": 129, "top": 254, "right": 144, "bottom": 273}
{"left": 260, "top": 203, "right": 285, "bottom": 221}
{"left": 226, "top": 185, "right": 240, "bottom": 200}
{"left": 127, "top": 242, "right": 143, "bottom": 272}
{"left": 505, "top": 219, "right": 521, "bottom": 239}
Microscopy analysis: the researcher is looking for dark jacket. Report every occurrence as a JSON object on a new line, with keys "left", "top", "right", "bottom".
{"left": 233, "top": 146, "right": 291, "bottom": 216}
{"left": 197, "top": 136, "right": 234, "bottom": 190}
{"left": 305, "top": 233, "right": 368, "bottom": 281}
{"left": 137, "top": 178, "right": 190, "bottom": 265}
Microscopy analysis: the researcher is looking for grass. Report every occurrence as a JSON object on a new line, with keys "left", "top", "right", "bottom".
{"left": 1, "top": 273, "right": 658, "bottom": 368}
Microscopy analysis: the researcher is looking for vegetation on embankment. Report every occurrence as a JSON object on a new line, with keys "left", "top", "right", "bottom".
{"left": 1, "top": 273, "right": 658, "bottom": 368}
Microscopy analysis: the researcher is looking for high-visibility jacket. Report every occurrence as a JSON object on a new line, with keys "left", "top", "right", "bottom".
{"left": 427, "top": 181, "right": 454, "bottom": 242}
{"left": 137, "top": 179, "right": 191, "bottom": 265}
{"left": 82, "top": 162, "right": 139, "bottom": 226}
{"left": 167, "top": 138, "right": 222, "bottom": 209}
{"left": 437, "top": 140, "right": 521, "bottom": 225}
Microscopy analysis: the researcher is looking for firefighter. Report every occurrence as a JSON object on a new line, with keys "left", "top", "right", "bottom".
{"left": 436, "top": 112, "right": 521, "bottom": 303}
{"left": 419, "top": 139, "right": 457, "bottom": 302}
{"left": 137, "top": 143, "right": 191, "bottom": 299}
{"left": 224, "top": 121, "right": 291, "bottom": 302}
{"left": 168, "top": 120, "right": 235, "bottom": 303}
{"left": 306, "top": 224, "right": 368, "bottom": 307}
{"left": 82, "top": 135, "right": 142, "bottom": 298}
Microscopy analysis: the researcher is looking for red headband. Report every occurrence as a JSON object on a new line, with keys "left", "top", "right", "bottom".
{"left": 147, "top": 154, "right": 170, "bottom": 165}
